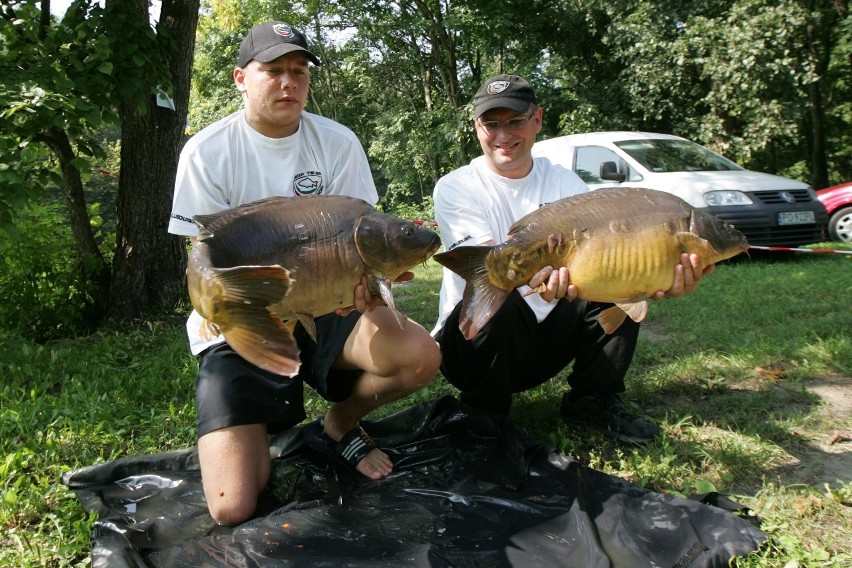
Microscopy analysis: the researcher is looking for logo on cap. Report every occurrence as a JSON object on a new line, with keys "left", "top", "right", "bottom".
{"left": 272, "top": 24, "right": 294, "bottom": 38}
{"left": 486, "top": 81, "right": 510, "bottom": 95}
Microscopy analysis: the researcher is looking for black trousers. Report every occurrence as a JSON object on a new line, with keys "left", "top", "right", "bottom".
{"left": 437, "top": 290, "right": 640, "bottom": 416}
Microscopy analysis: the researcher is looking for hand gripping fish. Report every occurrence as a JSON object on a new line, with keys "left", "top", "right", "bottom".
{"left": 433, "top": 187, "right": 749, "bottom": 340}
{"left": 187, "top": 195, "right": 442, "bottom": 376}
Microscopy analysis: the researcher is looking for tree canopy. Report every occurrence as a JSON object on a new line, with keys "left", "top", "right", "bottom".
{"left": 1, "top": 0, "right": 850, "bottom": 336}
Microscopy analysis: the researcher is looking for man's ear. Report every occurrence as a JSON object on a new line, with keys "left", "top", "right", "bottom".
{"left": 233, "top": 67, "right": 246, "bottom": 91}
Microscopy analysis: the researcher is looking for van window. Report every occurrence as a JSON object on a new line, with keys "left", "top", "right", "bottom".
{"left": 575, "top": 146, "right": 640, "bottom": 183}
{"left": 615, "top": 139, "right": 742, "bottom": 172}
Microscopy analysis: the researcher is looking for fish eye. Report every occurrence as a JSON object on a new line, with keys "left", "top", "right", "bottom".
{"left": 402, "top": 226, "right": 414, "bottom": 237}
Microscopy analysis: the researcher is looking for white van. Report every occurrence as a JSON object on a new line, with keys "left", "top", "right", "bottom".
{"left": 532, "top": 131, "right": 828, "bottom": 247}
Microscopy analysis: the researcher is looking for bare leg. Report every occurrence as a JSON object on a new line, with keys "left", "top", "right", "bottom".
{"left": 325, "top": 305, "right": 439, "bottom": 479}
{"left": 197, "top": 423, "right": 270, "bottom": 525}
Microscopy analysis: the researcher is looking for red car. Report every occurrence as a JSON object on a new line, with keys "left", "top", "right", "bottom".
{"left": 817, "top": 182, "right": 852, "bottom": 243}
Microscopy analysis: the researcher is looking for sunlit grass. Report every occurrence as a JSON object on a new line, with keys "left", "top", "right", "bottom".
{"left": 1, "top": 252, "right": 850, "bottom": 566}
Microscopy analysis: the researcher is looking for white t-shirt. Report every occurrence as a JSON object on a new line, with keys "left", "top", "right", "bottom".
{"left": 168, "top": 109, "right": 378, "bottom": 355}
{"left": 432, "top": 155, "right": 589, "bottom": 335}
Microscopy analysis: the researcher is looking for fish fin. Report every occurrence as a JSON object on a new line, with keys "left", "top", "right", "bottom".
{"left": 198, "top": 318, "right": 221, "bottom": 341}
{"left": 196, "top": 225, "right": 213, "bottom": 242}
{"left": 210, "top": 265, "right": 300, "bottom": 376}
{"left": 369, "top": 277, "right": 407, "bottom": 328}
{"left": 688, "top": 209, "right": 698, "bottom": 233}
{"left": 294, "top": 313, "right": 316, "bottom": 341}
{"left": 458, "top": 311, "right": 481, "bottom": 340}
{"left": 460, "top": 277, "right": 511, "bottom": 340}
{"left": 676, "top": 231, "right": 711, "bottom": 253}
{"left": 598, "top": 306, "right": 628, "bottom": 334}
{"left": 220, "top": 313, "right": 301, "bottom": 377}
{"left": 433, "top": 246, "right": 510, "bottom": 340}
{"left": 616, "top": 297, "right": 649, "bottom": 323}
{"left": 209, "top": 264, "right": 292, "bottom": 312}
{"left": 433, "top": 245, "right": 492, "bottom": 279}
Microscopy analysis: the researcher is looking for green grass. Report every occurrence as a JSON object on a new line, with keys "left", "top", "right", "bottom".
{"left": 1, "top": 246, "right": 850, "bottom": 566}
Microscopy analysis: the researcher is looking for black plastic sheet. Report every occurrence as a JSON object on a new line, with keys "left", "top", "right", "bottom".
{"left": 62, "top": 396, "right": 766, "bottom": 567}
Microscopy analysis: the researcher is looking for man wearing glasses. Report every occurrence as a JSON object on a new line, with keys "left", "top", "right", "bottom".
{"left": 431, "top": 74, "right": 709, "bottom": 444}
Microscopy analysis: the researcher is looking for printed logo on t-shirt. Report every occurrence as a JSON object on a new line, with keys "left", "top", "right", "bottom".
{"left": 171, "top": 213, "right": 194, "bottom": 225}
{"left": 293, "top": 171, "right": 324, "bottom": 195}
{"left": 448, "top": 235, "right": 472, "bottom": 251}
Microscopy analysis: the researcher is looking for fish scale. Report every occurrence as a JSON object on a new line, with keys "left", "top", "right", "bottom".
{"left": 434, "top": 187, "right": 748, "bottom": 340}
{"left": 571, "top": 227, "right": 681, "bottom": 299}
{"left": 188, "top": 195, "right": 442, "bottom": 376}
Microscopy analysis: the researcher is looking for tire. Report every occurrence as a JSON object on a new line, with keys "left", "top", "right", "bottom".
{"left": 828, "top": 206, "right": 852, "bottom": 243}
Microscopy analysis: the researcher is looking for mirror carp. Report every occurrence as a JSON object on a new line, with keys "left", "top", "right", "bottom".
{"left": 433, "top": 187, "right": 749, "bottom": 339}
{"left": 187, "top": 195, "right": 442, "bottom": 376}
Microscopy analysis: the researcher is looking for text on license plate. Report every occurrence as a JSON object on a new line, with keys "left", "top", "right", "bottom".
{"left": 777, "top": 211, "right": 815, "bottom": 225}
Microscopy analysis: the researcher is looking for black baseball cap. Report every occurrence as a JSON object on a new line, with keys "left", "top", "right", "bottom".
{"left": 238, "top": 21, "right": 321, "bottom": 68}
{"left": 472, "top": 74, "right": 537, "bottom": 118}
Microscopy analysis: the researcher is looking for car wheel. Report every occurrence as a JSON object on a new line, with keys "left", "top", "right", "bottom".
{"left": 828, "top": 206, "right": 852, "bottom": 243}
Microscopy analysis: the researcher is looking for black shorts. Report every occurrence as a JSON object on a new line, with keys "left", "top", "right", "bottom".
{"left": 196, "top": 311, "right": 362, "bottom": 437}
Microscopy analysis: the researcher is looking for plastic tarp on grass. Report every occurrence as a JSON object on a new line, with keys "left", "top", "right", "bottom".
{"left": 62, "top": 396, "right": 766, "bottom": 567}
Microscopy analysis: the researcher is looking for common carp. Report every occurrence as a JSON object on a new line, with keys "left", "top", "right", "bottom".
{"left": 433, "top": 187, "right": 748, "bottom": 339}
{"left": 187, "top": 195, "right": 442, "bottom": 376}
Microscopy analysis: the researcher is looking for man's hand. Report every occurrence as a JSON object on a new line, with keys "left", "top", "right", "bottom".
{"left": 652, "top": 253, "right": 713, "bottom": 300}
{"left": 527, "top": 266, "right": 578, "bottom": 302}
{"left": 335, "top": 272, "right": 415, "bottom": 315}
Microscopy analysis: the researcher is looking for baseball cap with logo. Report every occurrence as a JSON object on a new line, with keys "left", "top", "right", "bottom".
{"left": 238, "top": 21, "right": 321, "bottom": 68}
{"left": 472, "top": 74, "right": 537, "bottom": 118}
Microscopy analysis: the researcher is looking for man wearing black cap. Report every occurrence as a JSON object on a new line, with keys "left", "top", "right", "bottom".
{"left": 168, "top": 21, "right": 439, "bottom": 525}
{"left": 431, "top": 74, "right": 710, "bottom": 444}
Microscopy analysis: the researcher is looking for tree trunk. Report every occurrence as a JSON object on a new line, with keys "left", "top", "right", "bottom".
{"left": 37, "top": 126, "right": 111, "bottom": 312}
{"left": 107, "top": 0, "right": 199, "bottom": 321}
{"left": 807, "top": 80, "right": 829, "bottom": 190}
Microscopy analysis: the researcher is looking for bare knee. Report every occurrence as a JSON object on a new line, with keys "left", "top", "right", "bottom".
{"left": 206, "top": 493, "right": 259, "bottom": 526}
{"left": 401, "top": 332, "right": 440, "bottom": 389}
{"left": 197, "top": 424, "right": 270, "bottom": 526}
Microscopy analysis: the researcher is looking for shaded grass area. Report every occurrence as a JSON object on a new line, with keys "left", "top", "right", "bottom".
{"left": 1, "top": 247, "right": 850, "bottom": 566}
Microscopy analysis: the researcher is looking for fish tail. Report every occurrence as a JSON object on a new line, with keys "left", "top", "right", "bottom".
{"left": 434, "top": 246, "right": 510, "bottom": 340}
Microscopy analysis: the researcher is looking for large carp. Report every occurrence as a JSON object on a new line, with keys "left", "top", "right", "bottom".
{"left": 187, "top": 195, "right": 442, "bottom": 376}
{"left": 433, "top": 187, "right": 748, "bottom": 339}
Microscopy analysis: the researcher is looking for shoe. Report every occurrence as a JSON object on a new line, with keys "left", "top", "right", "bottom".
{"left": 559, "top": 394, "right": 661, "bottom": 444}
{"left": 302, "top": 419, "right": 383, "bottom": 469}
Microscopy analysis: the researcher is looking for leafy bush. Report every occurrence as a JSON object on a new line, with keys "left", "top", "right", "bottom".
{"left": 0, "top": 201, "right": 112, "bottom": 341}
{"left": 384, "top": 195, "right": 435, "bottom": 225}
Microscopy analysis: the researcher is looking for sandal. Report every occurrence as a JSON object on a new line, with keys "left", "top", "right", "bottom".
{"left": 302, "top": 419, "right": 382, "bottom": 470}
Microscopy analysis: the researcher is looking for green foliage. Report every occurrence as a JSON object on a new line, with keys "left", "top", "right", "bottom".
{"left": 825, "top": 12, "right": 852, "bottom": 184}
{"left": 189, "top": 0, "right": 312, "bottom": 132}
{"left": 0, "top": 1, "right": 112, "bottom": 219}
{"left": 3, "top": 253, "right": 851, "bottom": 565}
{"left": 0, "top": 200, "right": 112, "bottom": 342}
{"left": 0, "top": 321, "right": 197, "bottom": 566}
{"left": 186, "top": 1, "right": 852, "bottom": 208}
{"left": 384, "top": 195, "right": 434, "bottom": 224}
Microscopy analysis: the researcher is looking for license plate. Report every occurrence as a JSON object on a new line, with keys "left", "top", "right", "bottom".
{"left": 777, "top": 211, "right": 815, "bottom": 225}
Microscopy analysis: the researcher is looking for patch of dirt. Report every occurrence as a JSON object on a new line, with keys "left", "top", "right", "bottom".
{"left": 800, "top": 376, "right": 852, "bottom": 487}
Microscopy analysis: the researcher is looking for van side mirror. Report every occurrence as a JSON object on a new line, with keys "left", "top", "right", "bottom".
{"left": 600, "top": 161, "right": 626, "bottom": 182}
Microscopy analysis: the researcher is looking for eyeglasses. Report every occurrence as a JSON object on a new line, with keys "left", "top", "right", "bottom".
{"left": 476, "top": 110, "right": 535, "bottom": 135}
